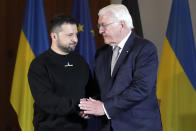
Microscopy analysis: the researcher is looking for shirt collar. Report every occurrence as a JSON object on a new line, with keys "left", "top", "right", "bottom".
{"left": 113, "top": 31, "right": 132, "bottom": 50}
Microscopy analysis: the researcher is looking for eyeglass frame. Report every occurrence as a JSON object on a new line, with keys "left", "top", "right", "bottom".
{"left": 97, "top": 22, "right": 119, "bottom": 29}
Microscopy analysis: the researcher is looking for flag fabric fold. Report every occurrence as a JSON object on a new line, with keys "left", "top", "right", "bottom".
{"left": 157, "top": 0, "right": 196, "bottom": 131}
{"left": 10, "top": 0, "right": 49, "bottom": 130}
{"left": 71, "top": 0, "right": 101, "bottom": 131}
{"left": 71, "top": 0, "right": 96, "bottom": 73}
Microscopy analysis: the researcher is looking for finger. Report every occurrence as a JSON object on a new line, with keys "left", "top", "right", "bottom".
{"left": 78, "top": 111, "right": 83, "bottom": 116}
{"left": 89, "top": 97, "right": 96, "bottom": 101}
{"left": 81, "top": 113, "right": 86, "bottom": 117}
{"left": 79, "top": 103, "right": 90, "bottom": 110}
{"left": 84, "top": 110, "right": 96, "bottom": 115}
{"left": 80, "top": 98, "right": 86, "bottom": 101}
{"left": 78, "top": 104, "right": 86, "bottom": 110}
{"left": 84, "top": 115, "right": 90, "bottom": 119}
{"left": 78, "top": 103, "right": 88, "bottom": 108}
{"left": 80, "top": 99, "right": 87, "bottom": 103}
{"left": 79, "top": 106, "right": 86, "bottom": 110}
{"left": 79, "top": 105, "right": 94, "bottom": 111}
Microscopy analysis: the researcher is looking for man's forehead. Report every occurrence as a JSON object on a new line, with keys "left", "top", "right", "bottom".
{"left": 99, "top": 12, "right": 114, "bottom": 22}
{"left": 61, "top": 23, "right": 76, "bottom": 28}
{"left": 60, "top": 24, "right": 77, "bottom": 34}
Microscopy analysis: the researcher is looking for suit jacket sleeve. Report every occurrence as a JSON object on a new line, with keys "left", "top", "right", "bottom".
{"left": 104, "top": 42, "right": 158, "bottom": 118}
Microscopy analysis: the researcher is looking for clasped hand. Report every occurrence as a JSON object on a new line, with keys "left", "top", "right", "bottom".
{"left": 78, "top": 97, "right": 105, "bottom": 118}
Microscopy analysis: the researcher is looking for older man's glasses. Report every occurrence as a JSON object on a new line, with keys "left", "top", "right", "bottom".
{"left": 97, "top": 22, "right": 118, "bottom": 29}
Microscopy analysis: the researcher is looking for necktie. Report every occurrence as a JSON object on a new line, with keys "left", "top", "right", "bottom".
{"left": 111, "top": 46, "right": 120, "bottom": 75}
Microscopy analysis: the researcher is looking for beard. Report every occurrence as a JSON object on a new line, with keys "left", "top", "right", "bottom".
{"left": 57, "top": 42, "right": 77, "bottom": 54}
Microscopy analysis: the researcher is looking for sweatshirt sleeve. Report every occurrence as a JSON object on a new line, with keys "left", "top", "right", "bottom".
{"left": 28, "top": 60, "right": 79, "bottom": 116}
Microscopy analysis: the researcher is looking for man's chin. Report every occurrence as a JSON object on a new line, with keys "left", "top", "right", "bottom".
{"left": 104, "top": 41, "right": 113, "bottom": 46}
{"left": 104, "top": 40, "right": 110, "bottom": 45}
{"left": 70, "top": 47, "right": 76, "bottom": 51}
{"left": 70, "top": 45, "right": 77, "bottom": 50}
{"left": 63, "top": 47, "right": 75, "bottom": 53}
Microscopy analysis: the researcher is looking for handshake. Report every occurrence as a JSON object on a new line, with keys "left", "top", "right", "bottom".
{"left": 78, "top": 97, "right": 105, "bottom": 119}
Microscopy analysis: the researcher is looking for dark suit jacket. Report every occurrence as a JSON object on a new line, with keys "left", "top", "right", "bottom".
{"left": 95, "top": 33, "right": 162, "bottom": 131}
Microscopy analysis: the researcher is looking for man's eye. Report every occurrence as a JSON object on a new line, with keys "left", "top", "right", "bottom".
{"left": 67, "top": 34, "right": 73, "bottom": 37}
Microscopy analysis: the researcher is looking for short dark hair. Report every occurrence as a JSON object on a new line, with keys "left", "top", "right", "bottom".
{"left": 49, "top": 14, "right": 77, "bottom": 33}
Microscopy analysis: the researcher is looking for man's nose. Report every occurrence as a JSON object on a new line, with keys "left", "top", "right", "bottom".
{"left": 72, "top": 35, "right": 78, "bottom": 43}
{"left": 99, "top": 26, "right": 104, "bottom": 34}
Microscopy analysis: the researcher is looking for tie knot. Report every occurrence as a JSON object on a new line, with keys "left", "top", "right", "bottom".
{"left": 113, "top": 46, "right": 120, "bottom": 52}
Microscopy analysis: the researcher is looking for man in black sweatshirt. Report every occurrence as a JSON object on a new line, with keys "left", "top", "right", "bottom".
{"left": 28, "top": 14, "right": 92, "bottom": 131}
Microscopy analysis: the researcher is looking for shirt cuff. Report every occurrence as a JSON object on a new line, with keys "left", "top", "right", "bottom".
{"left": 102, "top": 103, "right": 111, "bottom": 119}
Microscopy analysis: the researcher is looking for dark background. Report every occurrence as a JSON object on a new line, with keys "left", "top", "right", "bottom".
{"left": 0, "top": 0, "right": 110, "bottom": 130}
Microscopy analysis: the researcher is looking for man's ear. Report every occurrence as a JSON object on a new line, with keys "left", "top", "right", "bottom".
{"left": 50, "top": 32, "right": 57, "bottom": 41}
{"left": 120, "top": 20, "right": 126, "bottom": 29}
{"left": 119, "top": 20, "right": 126, "bottom": 32}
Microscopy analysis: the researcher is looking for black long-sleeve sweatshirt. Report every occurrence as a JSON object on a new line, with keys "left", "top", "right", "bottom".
{"left": 28, "top": 49, "right": 91, "bottom": 131}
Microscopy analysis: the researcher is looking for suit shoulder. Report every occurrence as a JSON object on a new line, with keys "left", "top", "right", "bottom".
{"left": 96, "top": 44, "right": 110, "bottom": 52}
{"left": 133, "top": 35, "right": 157, "bottom": 51}
{"left": 95, "top": 45, "right": 110, "bottom": 57}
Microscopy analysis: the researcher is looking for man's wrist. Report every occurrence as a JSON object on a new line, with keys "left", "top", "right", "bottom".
{"left": 102, "top": 103, "right": 111, "bottom": 119}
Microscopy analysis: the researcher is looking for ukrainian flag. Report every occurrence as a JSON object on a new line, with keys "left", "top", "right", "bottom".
{"left": 157, "top": 0, "right": 196, "bottom": 131}
{"left": 10, "top": 0, "right": 49, "bottom": 130}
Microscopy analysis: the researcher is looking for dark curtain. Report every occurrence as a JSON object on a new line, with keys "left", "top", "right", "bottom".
{"left": 122, "top": 0, "right": 143, "bottom": 37}
{"left": 0, "top": 0, "right": 110, "bottom": 130}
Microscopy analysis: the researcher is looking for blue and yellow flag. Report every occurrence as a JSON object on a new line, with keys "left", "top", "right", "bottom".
{"left": 10, "top": 0, "right": 49, "bottom": 130}
{"left": 71, "top": 0, "right": 96, "bottom": 73}
{"left": 157, "top": 0, "right": 196, "bottom": 131}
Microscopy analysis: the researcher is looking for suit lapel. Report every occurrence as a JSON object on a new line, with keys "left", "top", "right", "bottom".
{"left": 105, "top": 46, "right": 113, "bottom": 78}
{"left": 111, "top": 33, "right": 135, "bottom": 77}
{"left": 101, "top": 46, "right": 113, "bottom": 97}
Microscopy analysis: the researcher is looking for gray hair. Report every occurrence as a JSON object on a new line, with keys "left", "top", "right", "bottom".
{"left": 98, "top": 4, "right": 134, "bottom": 30}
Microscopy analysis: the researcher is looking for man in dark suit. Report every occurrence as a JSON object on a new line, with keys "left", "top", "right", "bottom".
{"left": 79, "top": 4, "right": 162, "bottom": 131}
